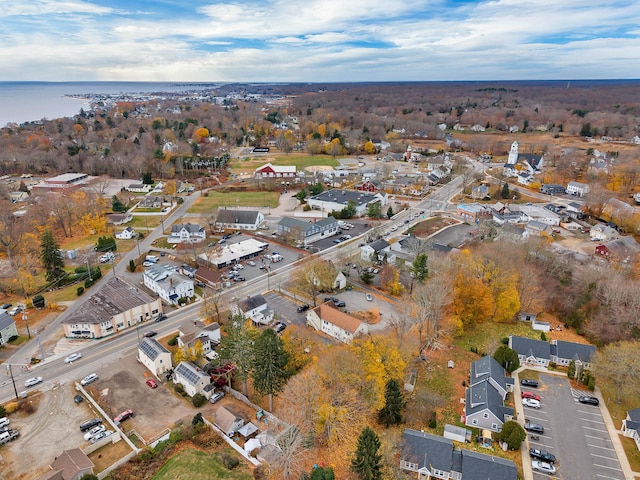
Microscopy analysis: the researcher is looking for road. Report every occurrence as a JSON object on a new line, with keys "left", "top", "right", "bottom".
{"left": 1, "top": 167, "right": 469, "bottom": 403}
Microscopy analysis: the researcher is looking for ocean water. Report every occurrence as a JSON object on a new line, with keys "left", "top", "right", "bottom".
{"left": 0, "top": 81, "right": 217, "bottom": 127}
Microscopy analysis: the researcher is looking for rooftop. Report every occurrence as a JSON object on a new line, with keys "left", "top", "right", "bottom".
{"left": 310, "top": 189, "right": 383, "bottom": 207}
{"left": 312, "top": 302, "right": 363, "bottom": 334}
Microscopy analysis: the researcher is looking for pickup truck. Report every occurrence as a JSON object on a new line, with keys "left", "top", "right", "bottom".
{"left": 529, "top": 448, "right": 556, "bottom": 463}
{"left": 0, "top": 429, "right": 20, "bottom": 444}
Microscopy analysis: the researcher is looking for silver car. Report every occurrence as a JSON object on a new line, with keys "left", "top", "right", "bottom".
{"left": 81, "top": 373, "right": 98, "bottom": 386}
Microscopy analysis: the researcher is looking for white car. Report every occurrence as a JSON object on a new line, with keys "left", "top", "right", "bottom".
{"left": 234, "top": 264, "right": 244, "bottom": 270}
{"left": 81, "top": 373, "right": 99, "bottom": 386}
{"left": 531, "top": 461, "right": 556, "bottom": 475}
{"left": 24, "top": 376, "right": 43, "bottom": 388}
{"left": 390, "top": 226, "right": 398, "bottom": 232}
{"left": 522, "top": 398, "right": 541, "bottom": 409}
{"left": 84, "top": 424, "right": 106, "bottom": 441}
{"left": 247, "top": 261, "right": 256, "bottom": 266}
{"left": 8, "top": 305, "right": 24, "bottom": 316}
{"left": 64, "top": 353, "right": 82, "bottom": 364}
{"left": 142, "top": 261, "right": 154, "bottom": 267}
{"left": 90, "top": 430, "right": 113, "bottom": 444}
{"left": 366, "top": 293, "right": 373, "bottom": 301}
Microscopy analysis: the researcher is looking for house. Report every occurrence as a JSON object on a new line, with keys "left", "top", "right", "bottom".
{"left": 62, "top": 277, "right": 162, "bottom": 339}
{"left": 173, "top": 361, "right": 211, "bottom": 398}
{"left": 525, "top": 221, "right": 554, "bottom": 236}
{"left": 195, "top": 266, "right": 225, "bottom": 290}
{"left": 400, "top": 429, "right": 517, "bottom": 480}
{"left": 360, "top": 239, "right": 391, "bottom": 262}
{"left": 138, "top": 337, "right": 173, "bottom": 377}
{"left": 215, "top": 209, "right": 264, "bottom": 231}
{"left": 540, "top": 184, "right": 566, "bottom": 195}
{"left": 277, "top": 216, "right": 338, "bottom": 245}
{"left": 199, "top": 238, "right": 268, "bottom": 268}
{"left": 471, "top": 184, "right": 490, "bottom": 200}
{"left": 457, "top": 203, "right": 492, "bottom": 223}
{"left": 107, "top": 213, "right": 133, "bottom": 225}
{"left": 0, "top": 312, "right": 19, "bottom": 346}
{"left": 177, "top": 320, "right": 221, "bottom": 358}
{"left": 356, "top": 179, "right": 380, "bottom": 192}
{"left": 307, "top": 189, "right": 388, "bottom": 216}
{"left": 143, "top": 264, "right": 194, "bottom": 305}
{"left": 509, "top": 335, "right": 550, "bottom": 367}
{"left": 465, "top": 356, "right": 514, "bottom": 432}
{"left": 115, "top": 226, "right": 136, "bottom": 240}
{"left": 599, "top": 236, "right": 640, "bottom": 262}
{"left": 519, "top": 205, "right": 561, "bottom": 226}
{"left": 126, "top": 183, "right": 152, "bottom": 193}
{"left": 566, "top": 181, "right": 591, "bottom": 197}
{"left": 590, "top": 223, "right": 619, "bottom": 242}
{"left": 333, "top": 271, "right": 347, "bottom": 290}
{"left": 35, "top": 448, "right": 94, "bottom": 480}
{"left": 306, "top": 302, "right": 368, "bottom": 344}
{"left": 233, "top": 294, "right": 273, "bottom": 325}
{"left": 622, "top": 408, "right": 640, "bottom": 451}
{"left": 254, "top": 162, "right": 296, "bottom": 178}
{"left": 517, "top": 173, "right": 534, "bottom": 186}
{"left": 566, "top": 201, "right": 584, "bottom": 219}
{"left": 138, "top": 195, "right": 171, "bottom": 208}
{"left": 168, "top": 223, "right": 206, "bottom": 244}
{"left": 214, "top": 406, "right": 246, "bottom": 437}
{"left": 9, "top": 191, "right": 29, "bottom": 203}
{"left": 550, "top": 340, "right": 596, "bottom": 369}
{"left": 603, "top": 197, "right": 635, "bottom": 220}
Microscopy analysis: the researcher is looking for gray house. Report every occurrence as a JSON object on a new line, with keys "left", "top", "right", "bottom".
{"left": 550, "top": 340, "right": 596, "bottom": 369}
{"left": 277, "top": 216, "right": 338, "bottom": 245}
{"left": 509, "top": 335, "right": 551, "bottom": 367}
{"left": 215, "top": 209, "right": 264, "bottom": 231}
{"left": 465, "top": 357, "right": 514, "bottom": 432}
{"left": 0, "top": 312, "right": 19, "bottom": 346}
{"left": 400, "top": 429, "right": 517, "bottom": 480}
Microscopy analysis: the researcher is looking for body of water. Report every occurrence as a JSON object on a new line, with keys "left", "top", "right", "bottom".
{"left": 0, "top": 81, "right": 218, "bottom": 127}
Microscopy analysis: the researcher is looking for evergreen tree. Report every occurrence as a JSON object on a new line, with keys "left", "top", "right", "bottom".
{"left": 40, "top": 229, "right": 65, "bottom": 283}
{"left": 493, "top": 344, "right": 520, "bottom": 373}
{"left": 367, "top": 202, "right": 382, "bottom": 218}
{"left": 410, "top": 253, "right": 429, "bottom": 283}
{"left": 351, "top": 426, "right": 383, "bottom": 480}
{"left": 386, "top": 206, "right": 393, "bottom": 218}
{"left": 111, "top": 195, "right": 127, "bottom": 212}
{"left": 378, "top": 378, "right": 405, "bottom": 427}
{"left": 142, "top": 172, "right": 153, "bottom": 184}
{"left": 310, "top": 466, "right": 335, "bottom": 480}
{"left": 252, "top": 328, "right": 289, "bottom": 411}
{"left": 567, "top": 359, "right": 576, "bottom": 379}
{"left": 500, "top": 182, "right": 510, "bottom": 199}
{"left": 216, "top": 315, "right": 258, "bottom": 396}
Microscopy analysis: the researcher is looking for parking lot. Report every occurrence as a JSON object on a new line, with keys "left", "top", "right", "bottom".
{"left": 519, "top": 372, "right": 625, "bottom": 480}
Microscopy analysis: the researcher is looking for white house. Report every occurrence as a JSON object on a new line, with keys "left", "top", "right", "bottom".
{"left": 177, "top": 320, "right": 221, "bottom": 359}
{"left": 566, "top": 181, "right": 591, "bottom": 197}
{"left": 138, "top": 337, "right": 172, "bottom": 377}
{"left": 0, "top": 312, "right": 18, "bottom": 346}
{"left": 307, "top": 189, "right": 387, "bottom": 217}
{"left": 360, "top": 239, "right": 392, "bottom": 262}
{"left": 277, "top": 216, "right": 338, "bottom": 245}
{"left": 214, "top": 406, "right": 246, "bottom": 437}
{"left": 173, "top": 361, "right": 211, "bottom": 398}
{"left": 115, "top": 226, "right": 136, "bottom": 240}
{"left": 168, "top": 223, "right": 206, "bottom": 244}
{"left": 143, "top": 264, "right": 194, "bottom": 305}
{"left": 215, "top": 209, "right": 264, "bottom": 231}
{"left": 518, "top": 205, "right": 561, "bottom": 226}
{"left": 233, "top": 295, "right": 273, "bottom": 325}
{"left": 590, "top": 223, "right": 619, "bottom": 242}
{"left": 622, "top": 408, "right": 640, "bottom": 452}
{"left": 306, "top": 302, "right": 368, "bottom": 344}
{"left": 126, "top": 183, "right": 152, "bottom": 193}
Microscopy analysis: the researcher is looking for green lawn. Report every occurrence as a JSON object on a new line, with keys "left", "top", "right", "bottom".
{"left": 229, "top": 154, "right": 338, "bottom": 170}
{"left": 152, "top": 448, "right": 253, "bottom": 480}
{"left": 129, "top": 216, "right": 162, "bottom": 230}
{"left": 454, "top": 321, "right": 537, "bottom": 355}
{"left": 187, "top": 191, "right": 280, "bottom": 213}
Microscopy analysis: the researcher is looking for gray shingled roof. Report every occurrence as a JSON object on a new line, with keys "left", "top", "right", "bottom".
{"left": 510, "top": 335, "right": 551, "bottom": 360}
{"left": 238, "top": 295, "right": 267, "bottom": 312}
{"left": 216, "top": 209, "right": 261, "bottom": 225}
{"left": 367, "top": 239, "right": 390, "bottom": 252}
{"left": 310, "top": 189, "right": 382, "bottom": 207}
{"left": 470, "top": 356, "right": 513, "bottom": 391}
{"left": 278, "top": 216, "right": 337, "bottom": 233}
{"left": 0, "top": 312, "right": 15, "bottom": 331}
{"left": 459, "top": 449, "right": 517, "bottom": 480}
{"left": 554, "top": 340, "right": 596, "bottom": 363}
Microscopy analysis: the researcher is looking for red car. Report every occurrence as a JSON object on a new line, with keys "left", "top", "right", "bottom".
{"left": 114, "top": 409, "right": 134, "bottom": 424}
{"left": 522, "top": 391, "right": 541, "bottom": 401}
{"left": 145, "top": 379, "right": 158, "bottom": 389}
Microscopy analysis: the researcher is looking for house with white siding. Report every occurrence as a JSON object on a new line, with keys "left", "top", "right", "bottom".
{"left": 138, "top": 337, "right": 172, "bottom": 377}
{"left": 173, "top": 361, "right": 211, "bottom": 398}
{"left": 306, "top": 302, "right": 368, "bottom": 344}
{"left": 143, "top": 264, "right": 194, "bottom": 305}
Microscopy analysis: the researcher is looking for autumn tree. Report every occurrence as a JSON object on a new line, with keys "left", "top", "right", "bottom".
{"left": 200, "top": 290, "right": 224, "bottom": 323}
{"left": 325, "top": 138, "right": 345, "bottom": 157}
{"left": 380, "top": 265, "right": 403, "bottom": 296}
{"left": 174, "top": 340, "right": 205, "bottom": 364}
{"left": 0, "top": 206, "right": 26, "bottom": 266}
{"left": 378, "top": 378, "right": 405, "bottom": 427}
{"left": 40, "top": 229, "right": 65, "bottom": 283}
{"left": 594, "top": 341, "right": 640, "bottom": 402}
{"left": 351, "top": 427, "right": 383, "bottom": 480}
{"left": 252, "top": 328, "right": 290, "bottom": 412}
{"left": 292, "top": 258, "right": 337, "bottom": 306}
{"left": 217, "top": 314, "right": 258, "bottom": 396}
{"left": 363, "top": 140, "right": 376, "bottom": 154}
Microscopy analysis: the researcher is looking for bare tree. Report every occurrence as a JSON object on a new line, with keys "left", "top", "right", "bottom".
{"left": 410, "top": 277, "right": 453, "bottom": 357}
{"left": 594, "top": 341, "right": 640, "bottom": 402}
{"left": 272, "top": 425, "right": 308, "bottom": 480}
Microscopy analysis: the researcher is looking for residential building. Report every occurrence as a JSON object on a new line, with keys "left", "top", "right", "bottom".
{"left": 214, "top": 406, "right": 246, "bottom": 437}
{"left": 62, "top": 278, "right": 162, "bottom": 339}
{"left": 143, "top": 264, "right": 194, "bottom": 305}
{"left": 234, "top": 295, "right": 273, "bottom": 325}
{"left": 126, "top": 183, "right": 152, "bottom": 193}
{"left": 35, "top": 448, "right": 94, "bottom": 480}
{"left": 173, "top": 361, "right": 212, "bottom": 398}
{"left": 525, "top": 220, "right": 554, "bottom": 236}
{"left": 307, "top": 189, "right": 387, "bottom": 216}
{"left": 254, "top": 163, "right": 296, "bottom": 178}
{"left": 177, "top": 320, "right": 221, "bottom": 359}
{"left": 168, "top": 223, "right": 206, "bottom": 244}
{"left": 107, "top": 213, "right": 133, "bottom": 225}
{"left": 400, "top": 429, "right": 517, "bottom": 480}
{"left": 471, "top": 184, "right": 490, "bottom": 200}
{"left": 517, "top": 173, "right": 534, "bottom": 186}
{"left": 509, "top": 335, "right": 550, "bottom": 367}
{"left": 199, "top": 238, "right": 268, "bottom": 268}
{"left": 518, "top": 205, "right": 561, "bottom": 226}
{"left": 360, "top": 239, "right": 393, "bottom": 262}
{"left": 566, "top": 181, "right": 591, "bottom": 197}
{"left": 540, "top": 184, "right": 566, "bottom": 195}
{"left": 115, "top": 226, "right": 136, "bottom": 240}
{"left": 465, "top": 356, "right": 514, "bottom": 432}
{"left": 622, "top": 408, "right": 640, "bottom": 451}
{"left": 457, "top": 203, "right": 492, "bottom": 223}
{"left": 306, "top": 302, "right": 368, "bottom": 344}
{"left": 550, "top": 340, "right": 596, "bottom": 369}
{"left": 0, "top": 312, "right": 18, "bottom": 346}
{"left": 215, "top": 209, "right": 264, "bottom": 231}
{"left": 590, "top": 223, "right": 619, "bottom": 242}
{"left": 138, "top": 195, "right": 171, "bottom": 209}
{"left": 277, "top": 216, "right": 338, "bottom": 245}
{"left": 138, "top": 337, "right": 172, "bottom": 377}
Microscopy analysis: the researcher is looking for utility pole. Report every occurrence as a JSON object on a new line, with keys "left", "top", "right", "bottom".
{"left": 5, "top": 364, "right": 19, "bottom": 400}
{"left": 34, "top": 330, "right": 45, "bottom": 361}
{"left": 22, "top": 312, "right": 31, "bottom": 339}
{"left": 86, "top": 258, "right": 92, "bottom": 282}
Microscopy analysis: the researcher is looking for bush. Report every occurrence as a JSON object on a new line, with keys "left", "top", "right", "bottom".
{"left": 4, "top": 402, "right": 18, "bottom": 414}
{"left": 129, "top": 260, "right": 136, "bottom": 272}
{"left": 77, "top": 286, "right": 84, "bottom": 296}
{"left": 32, "top": 294, "right": 45, "bottom": 309}
{"left": 192, "top": 393, "right": 205, "bottom": 407}
{"left": 192, "top": 413, "right": 204, "bottom": 425}
{"left": 75, "top": 266, "right": 88, "bottom": 273}
{"left": 0, "top": 405, "right": 5, "bottom": 417}
{"left": 428, "top": 411, "right": 437, "bottom": 429}
{"left": 84, "top": 278, "right": 94, "bottom": 288}
{"left": 303, "top": 204, "right": 311, "bottom": 211}
{"left": 496, "top": 420, "right": 526, "bottom": 450}
{"left": 18, "top": 399, "right": 35, "bottom": 414}
{"left": 168, "top": 335, "right": 179, "bottom": 346}
{"left": 220, "top": 452, "right": 240, "bottom": 470}
{"left": 174, "top": 383, "right": 185, "bottom": 396}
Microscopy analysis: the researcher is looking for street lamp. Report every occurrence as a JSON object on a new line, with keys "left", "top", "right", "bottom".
{"left": 22, "top": 312, "right": 30, "bottom": 339}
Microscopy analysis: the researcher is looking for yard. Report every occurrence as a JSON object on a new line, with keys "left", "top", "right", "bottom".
{"left": 152, "top": 447, "right": 253, "bottom": 480}
{"left": 187, "top": 191, "right": 280, "bottom": 214}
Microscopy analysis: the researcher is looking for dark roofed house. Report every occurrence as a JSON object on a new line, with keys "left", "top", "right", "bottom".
{"left": 0, "top": 311, "right": 19, "bottom": 346}
{"left": 277, "top": 216, "right": 338, "bottom": 245}
{"left": 215, "top": 209, "right": 264, "bottom": 230}
{"left": 622, "top": 408, "right": 640, "bottom": 451}
{"left": 173, "top": 361, "right": 211, "bottom": 398}
{"left": 550, "top": 340, "right": 596, "bottom": 369}
{"left": 465, "top": 356, "right": 514, "bottom": 432}
{"left": 509, "top": 335, "right": 551, "bottom": 367}
{"left": 360, "top": 238, "right": 393, "bottom": 262}
{"left": 400, "top": 429, "right": 517, "bottom": 480}
{"left": 214, "top": 405, "right": 246, "bottom": 437}
{"left": 169, "top": 222, "right": 206, "bottom": 244}
{"left": 233, "top": 294, "right": 273, "bottom": 325}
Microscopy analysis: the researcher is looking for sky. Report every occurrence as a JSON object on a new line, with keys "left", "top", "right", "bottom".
{"left": 1, "top": 0, "right": 639, "bottom": 82}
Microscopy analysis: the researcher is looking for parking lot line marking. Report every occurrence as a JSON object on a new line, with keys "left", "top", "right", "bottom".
{"left": 593, "top": 463, "right": 622, "bottom": 472}
{"left": 579, "top": 409, "right": 603, "bottom": 415}
{"left": 583, "top": 425, "right": 607, "bottom": 433}
{"left": 596, "top": 474, "right": 624, "bottom": 480}
{"left": 585, "top": 434, "right": 608, "bottom": 439}
{"left": 588, "top": 444, "right": 615, "bottom": 451}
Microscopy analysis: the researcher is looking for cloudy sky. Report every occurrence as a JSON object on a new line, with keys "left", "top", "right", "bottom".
{"left": 1, "top": 0, "right": 638, "bottom": 82}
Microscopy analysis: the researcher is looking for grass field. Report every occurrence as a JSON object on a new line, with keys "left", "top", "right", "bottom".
{"left": 230, "top": 154, "right": 338, "bottom": 170}
{"left": 152, "top": 448, "right": 253, "bottom": 480}
{"left": 187, "top": 191, "right": 280, "bottom": 213}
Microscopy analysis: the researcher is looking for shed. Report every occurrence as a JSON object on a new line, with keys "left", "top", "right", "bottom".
{"left": 443, "top": 424, "right": 472, "bottom": 443}
{"left": 237, "top": 422, "right": 259, "bottom": 439}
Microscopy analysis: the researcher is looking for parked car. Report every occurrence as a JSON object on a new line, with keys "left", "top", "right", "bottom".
{"left": 64, "top": 352, "right": 82, "bottom": 363}
{"left": 529, "top": 448, "right": 556, "bottom": 463}
{"left": 143, "top": 330, "right": 157, "bottom": 338}
{"left": 81, "top": 373, "right": 98, "bottom": 386}
{"left": 210, "top": 391, "right": 225, "bottom": 404}
{"left": 522, "top": 398, "right": 541, "bottom": 409}
{"left": 234, "top": 264, "right": 244, "bottom": 270}
{"left": 524, "top": 422, "right": 544, "bottom": 434}
{"left": 90, "top": 430, "right": 113, "bottom": 444}
{"left": 8, "top": 305, "right": 24, "bottom": 316}
{"left": 0, "top": 303, "right": 11, "bottom": 310}
{"left": 114, "top": 409, "right": 134, "bottom": 424}
{"left": 142, "top": 261, "right": 154, "bottom": 267}
{"left": 195, "top": 281, "right": 207, "bottom": 288}
{"left": 24, "top": 376, "right": 43, "bottom": 387}
{"left": 247, "top": 261, "right": 256, "bottom": 266}
{"left": 74, "top": 394, "right": 84, "bottom": 404}
{"left": 578, "top": 396, "right": 599, "bottom": 406}
{"left": 324, "top": 297, "right": 345, "bottom": 307}
{"left": 275, "top": 322, "right": 287, "bottom": 334}
{"left": 79, "top": 418, "right": 102, "bottom": 432}
{"left": 531, "top": 460, "right": 556, "bottom": 475}
{"left": 520, "top": 378, "right": 539, "bottom": 388}
{"left": 297, "top": 304, "right": 310, "bottom": 313}
{"left": 145, "top": 379, "right": 158, "bottom": 389}
{"left": 522, "top": 391, "right": 541, "bottom": 401}
{"left": 365, "top": 293, "right": 373, "bottom": 301}
{"left": 233, "top": 276, "right": 246, "bottom": 282}
{"left": 84, "top": 425, "right": 106, "bottom": 441}
{"left": 155, "top": 314, "right": 168, "bottom": 322}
